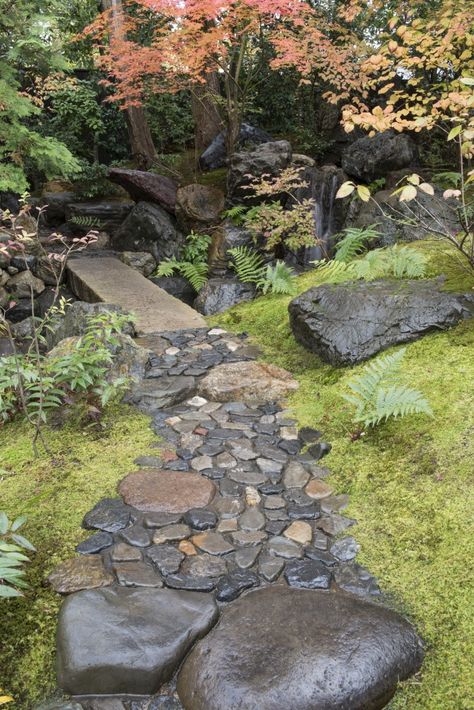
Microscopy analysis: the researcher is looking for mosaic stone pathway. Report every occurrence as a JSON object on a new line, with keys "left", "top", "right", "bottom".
{"left": 47, "top": 326, "right": 424, "bottom": 710}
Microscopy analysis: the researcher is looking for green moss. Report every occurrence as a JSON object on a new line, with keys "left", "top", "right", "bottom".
{"left": 212, "top": 246, "right": 474, "bottom": 709}
{"left": 0, "top": 405, "right": 156, "bottom": 708}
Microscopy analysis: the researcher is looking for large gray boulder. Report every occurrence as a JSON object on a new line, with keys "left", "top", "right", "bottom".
{"left": 46, "top": 302, "right": 134, "bottom": 350}
{"left": 289, "top": 279, "right": 474, "bottom": 365}
{"left": 113, "top": 202, "right": 185, "bottom": 263}
{"left": 199, "top": 123, "right": 273, "bottom": 171}
{"left": 66, "top": 202, "right": 133, "bottom": 235}
{"left": 177, "top": 586, "right": 424, "bottom": 710}
{"left": 175, "top": 183, "right": 225, "bottom": 234}
{"left": 194, "top": 278, "right": 256, "bottom": 315}
{"left": 208, "top": 219, "right": 258, "bottom": 277}
{"left": 342, "top": 131, "right": 417, "bottom": 183}
{"left": 227, "top": 140, "right": 292, "bottom": 204}
{"left": 56, "top": 587, "right": 218, "bottom": 695}
{"left": 108, "top": 168, "right": 178, "bottom": 214}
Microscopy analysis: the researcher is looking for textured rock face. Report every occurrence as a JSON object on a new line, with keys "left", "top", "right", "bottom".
{"left": 47, "top": 556, "right": 113, "bottom": 594}
{"left": 7, "top": 271, "right": 45, "bottom": 298}
{"left": 119, "top": 251, "right": 157, "bottom": 276}
{"left": 208, "top": 219, "right": 256, "bottom": 277}
{"left": 150, "top": 275, "right": 197, "bottom": 306}
{"left": 177, "top": 587, "right": 424, "bottom": 710}
{"left": 66, "top": 202, "right": 133, "bottom": 235}
{"left": 289, "top": 279, "right": 474, "bottom": 365}
{"left": 113, "top": 202, "right": 185, "bottom": 263}
{"left": 118, "top": 469, "right": 216, "bottom": 513}
{"left": 46, "top": 301, "right": 134, "bottom": 349}
{"left": 193, "top": 278, "right": 256, "bottom": 315}
{"left": 199, "top": 122, "right": 273, "bottom": 171}
{"left": 227, "top": 140, "right": 292, "bottom": 203}
{"left": 342, "top": 131, "right": 417, "bottom": 182}
{"left": 198, "top": 361, "right": 299, "bottom": 402}
{"left": 175, "top": 184, "right": 225, "bottom": 234}
{"left": 56, "top": 587, "right": 218, "bottom": 695}
{"left": 108, "top": 168, "right": 178, "bottom": 214}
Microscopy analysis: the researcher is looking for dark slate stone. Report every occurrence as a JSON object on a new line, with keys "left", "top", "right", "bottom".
{"left": 215, "top": 570, "right": 260, "bottom": 602}
{"left": 199, "top": 123, "right": 273, "bottom": 171}
{"left": 82, "top": 498, "right": 133, "bottom": 533}
{"left": 162, "top": 458, "right": 190, "bottom": 472}
{"left": 113, "top": 202, "right": 184, "bottom": 263}
{"left": 287, "top": 503, "right": 321, "bottom": 520}
{"left": 176, "top": 587, "right": 424, "bottom": 710}
{"left": 194, "top": 279, "right": 256, "bottom": 316}
{"left": 199, "top": 443, "right": 225, "bottom": 457}
{"left": 134, "top": 455, "right": 164, "bottom": 468}
{"left": 307, "top": 442, "right": 332, "bottom": 460}
{"left": 342, "top": 130, "right": 417, "bottom": 182}
{"left": 56, "top": 587, "right": 218, "bottom": 695}
{"left": 150, "top": 276, "right": 197, "bottom": 307}
{"left": 132, "top": 376, "right": 196, "bottom": 411}
{"left": 258, "top": 483, "right": 284, "bottom": 495}
{"left": 284, "top": 489, "right": 315, "bottom": 507}
{"left": 284, "top": 559, "right": 332, "bottom": 589}
{"left": 298, "top": 427, "right": 322, "bottom": 444}
{"left": 145, "top": 696, "right": 182, "bottom": 710}
{"left": 219, "top": 479, "right": 242, "bottom": 497}
{"left": 146, "top": 545, "right": 184, "bottom": 575}
{"left": 304, "top": 547, "right": 338, "bottom": 567}
{"left": 278, "top": 439, "right": 301, "bottom": 455}
{"left": 120, "top": 524, "right": 152, "bottom": 548}
{"left": 264, "top": 521, "right": 287, "bottom": 536}
{"left": 114, "top": 561, "right": 163, "bottom": 588}
{"left": 143, "top": 512, "right": 182, "bottom": 528}
{"left": 289, "top": 279, "right": 474, "bottom": 366}
{"left": 330, "top": 536, "right": 360, "bottom": 562}
{"left": 335, "top": 563, "right": 381, "bottom": 597}
{"left": 165, "top": 574, "right": 216, "bottom": 592}
{"left": 183, "top": 508, "right": 218, "bottom": 531}
{"left": 76, "top": 532, "right": 113, "bottom": 555}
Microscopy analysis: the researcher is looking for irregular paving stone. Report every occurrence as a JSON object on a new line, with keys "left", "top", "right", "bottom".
{"left": 82, "top": 498, "right": 133, "bottom": 533}
{"left": 146, "top": 545, "right": 185, "bottom": 575}
{"left": 234, "top": 546, "right": 261, "bottom": 569}
{"left": 258, "top": 553, "right": 285, "bottom": 582}
{"left": 135, "top": 455, "right": 164, "bottom": 468}
{"left": 190, "top": 455, "right": 213, "bottom": 471}
{"left": 76, "top": 532, "right": 113, "bottom": 555}
{"left": 110, "top": 543, "right": 142, "bottom": 562}
{"left": 316, "top": 513, "right": 356, "bottom": 536}
{"left": 215, "top": 570, "right": 260, "bottom": 602}
{"left": 219, "top": 479, "right": 242, "bottom": 497}
{"left": 47, "top": 556, "right": 114, "bottom": 594}
{"left": 305, "top": 479, "right": 334, "bottom": 499}
{"left": 284, "top": 559, "right": 332, "bottom": 589}
{"left": 287, "top": 502, "right": 320, "bottom": 520}
{"left": 215, "top": 452, "right": 237, "bottom": 469}
{"left": 265, "top": 521, "right": 287, "bottom": 536}
{"left": 304, "top": 547, "right": 338, "bottom": 567}
{"left": 217, "top": 519, "right": 238, "bottom": 533}
{"left": 183, "top": 508, "right": 218, "bottom": 531}
{"left": 114, "top": 561, "right": 163, "bottom": 588}
{"left": 256, "top": 458, "right": 283, "bottom": 476}
{"left": 259, "top": 483, "right": 284, "bottom": 495}
{"left": 278, "top": 439, "right": 301, "bottom": 455}
{"left": 118, "top": 470, "right": 216, "bottom": 514}
{"left": 198, "top": 361, "right": 298, "bottom": 403}
{"left": 335, "top": 563, "right": 381, "bottom": 597}
{"left": 212, "top": 496, "right": 244, "bottom": 519}
{"left": 231, "top": 531, "right": 267, "bottom": 547}
{"left": 165, "top": 574, "right": 216, "bottom": 592}
{"left": 133, "top": 376, "right": 196, "bottom": 410}
{"left": 120, "top": 524, "right": 152, "bottom": 548}
{"left": 298, "top": 426, "right": 321, "bottom": 444}
{"left": 282, "top": 462, "right": 310, "bottom": 488}
{"left": 56, "top": 587, "right": 218, "bottom": 695}
{"left": 181, "top": 553, "right": 227, "bottom": 578}
{"left": 244, "top": 486, "right": 261, "bottom": 506}
{"left": 177, "top": 587, "right": 424, "bottom": 710}
{"left": 266, "top": 536, "right": 303, "bottom": 559}
{"left": 330, "top": 536, "right": 360, "bottom": 561}
{"left": 192, "top": 532, "right": 234, "bottom": 555}
{"left": 311, "top": 530, "right": 329, "bottom": 550}
{"left": 239, "top": 507, "right": 265, "bottom": 531}
{"left": 228, "top": 469, "right": 267, "bottom": 486}
{"left": 153, "top": 524, "right": 191, "bottom": 545}
{"left": 143, "top": 512, "right": 183, "bottom": 528}
{"left": 307, "top": 441, "right": 332, "bottom": 460}
{"left": 259, "top": 445, "right": 287, "bottom": 463}
{"left": 284, "top": 489, "right": 314, "bottom": 507}
{"left": 283, "top": 521, "right": 312, "bottom": 545}
{"left": 178, "top": 540, "right": 197, "bottom": 556}
{"left": 321, "top": 494, "right": 350, "bottom": 514}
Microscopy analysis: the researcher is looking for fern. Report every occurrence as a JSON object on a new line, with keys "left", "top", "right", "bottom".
{"left": 228, "top": 246, "right": 266, "bottom": 283}
{"left": 342, "top": 348, "right": 432, "bottom": 428}
{"left": 313, "top": 244, "right": 427, "bottom": 284}
{"left": 222, "top": 205, "right": 248, "bottom": 225}
{"left": 334, "top": 225, "right": 380, "bottom": 263}
{"left": 69, "top": 215, "right": 106, "bottom": 229}
{"left": 389, "top": 245, "right": 428, "bottom": 278}
{"left": 178, "top": 262, "right": 209, "bottom": 291}
{"left": 258, "top": 261, "right": 297, "bottom": 295}
{"left": 155, "top": 259, "right": 180, "bottom": 278}
{"left": 351, "top": 249, "right": 390, "bottom": 280}
{"left": 182, "top": 231, "right": 212, "bottom": 262}
{"left": 153, "top": 232, "right": 211, "bottom": 291}
{"left": 311, "top": 259, "right": 356, "bottom": 284}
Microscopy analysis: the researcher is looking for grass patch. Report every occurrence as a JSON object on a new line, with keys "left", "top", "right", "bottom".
{"left": 212, "top": 242, "right": 474, "bottom": 709}
{"left": 0, "top": 405, "right": 156, "bottom": 708}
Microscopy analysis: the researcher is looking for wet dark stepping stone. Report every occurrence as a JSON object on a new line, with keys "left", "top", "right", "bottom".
{"left": 335, "top": 563, "right": 381, "bottom": 597}
{"left": 83, "top": 498, "right": 134, "bottom": 533}
{"left": 304, "top": 547, "right": 338, "bottom": 567}
{"left": 113, "top": 561, "right": 163, "bottom": 588}
{"left": 76, "top": 532, "right": 113, "bottom": 555}
{"left": 146, "top": 545, "right": 184, "bottom": 575}
{"left": 165, "top": 574, "right": 216, "bottom": 592}
{"left": 284, "top": 559, "right": 332, "bottom": 589}
{"left": 184, "top": 508, "right": 218, "bottom": 531}
{"left": 215, "top": 570, "right": 260, "bottom": 602}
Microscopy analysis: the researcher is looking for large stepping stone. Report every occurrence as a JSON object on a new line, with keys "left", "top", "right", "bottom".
{"left": 118, "top": 469, "right": 216, "bottom": 513}
{"left": 198, "top": 361, "right": 298, "bottom": 403}
{"left": 177, "top": 587, "right": 424, "bottom": 710}
{"left": 56, "top": 587, "right": 218, "bottom": 695}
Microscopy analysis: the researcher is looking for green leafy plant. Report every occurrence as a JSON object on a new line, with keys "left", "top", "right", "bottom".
{"left": 334, "top": 225, "right": 380, "bottom": 263}
{"left": 155, "top": 232, "right": 211, "bottom": 292}
{"left": 69, "top": 215, "right": 107, "bottom": 230}
{"left": 221, "top": 205, "right": 248, "bottom": 226}
{"left": 342, "top": 348, "right": 432, "bottom": 429}
{"left": 313, "top": 244, "right": 428, "bottom": 282}
{"left": 228, "top": 247, "right": 296, "bottom": 295}
{"left": 258, "top": 261, "right": 297, "bottom": 295}
{"left": 0, "top": 513, "right": 36, "bottom": 599}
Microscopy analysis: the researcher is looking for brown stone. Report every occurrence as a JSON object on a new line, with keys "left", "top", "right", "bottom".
{"left": 108, "top": 168, "right": 178, "bottom": 213}
{"left": 305, "top": 480, "right": 334, "bottom": 500}
{"left": 284, "top": 521, "right": 312, "bottom": 546}
{"left": 192, "top": 532, "right": 234, "bottom": 556}
{"left": 176, "top": 184, "right": 225, "bottom": 233}
{"left": 47, "top": 556, "right": 113, "bottom": 594}
{"left": 179, "top": 540, "right": 197, "bottom": 556}
{"left": 118, "top": 469, "right": 216, "bottom": 514}
{"left": 198, "top": 361, "right": 299, "bottom": 404}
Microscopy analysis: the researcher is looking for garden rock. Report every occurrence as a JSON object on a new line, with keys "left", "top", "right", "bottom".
{"left": 199, "top": 122, "right": 273, "bottom": 171}
{"left": 119, "top": 251, "right": 157, "bottom": 277}
{"left": 7, "top": 271, "right": 45, "bottom": 298}
{"left": 227, "top": 140, "right": 292, "bottom": 203}
{"left": 108, "top": 169, "right": 178, "bottom": 214}
{"left": 177, "top": 586, "right": 424, "bottom": 710}
{"left": 56, "top": 587, "right": 218, "bottom": 695}
{"left": 175, "top": 184, "right": 225, "bottom": 234}
{"left": 46, "top": 302, "right": 134, "bottom": 349}
{"left": 118, "top": 469, "right": 216, "bottom": 513}
{"left": 342, "top": 130, "right": 417, "bottom": 182}
{"left": 150, "top": 276, "right": 196, "bottom": 306}
{"left": 289, "top": 278, "right": 474, "bottom": 365}
{"left": 47, "top": 556, "right": 114, "bottom": 594}
{"left": 193, "top": 278, "right": 256, "bottom": 315}
{"left": 66, "top": 202, "right": 133, "bottom": 235}
{"left": 113, "top": 202, "right": 185, "bottom": 264}
{"left": 208, "top": 220, "right": 256, "bottom": 277}
{"left": 198, "top": 361, "right": 298, "bottom": 402}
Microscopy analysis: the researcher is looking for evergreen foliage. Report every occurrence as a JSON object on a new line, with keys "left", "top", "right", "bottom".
{"left": 334, "top": 225, "right": 380, "bottom": 263}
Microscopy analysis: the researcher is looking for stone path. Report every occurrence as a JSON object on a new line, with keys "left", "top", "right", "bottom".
{"left": 67, "top": 257, "right": 206, "bottom": 335}
{"left": 47, "top": 326, "right": 424, "bottom": 709}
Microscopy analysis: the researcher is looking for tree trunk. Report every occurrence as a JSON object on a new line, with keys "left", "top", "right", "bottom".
{"left": 102, "top": 0, "right": 157, "bottom": 169}
{"left": 191, "top": 72, "right": 222, "bottom": 155}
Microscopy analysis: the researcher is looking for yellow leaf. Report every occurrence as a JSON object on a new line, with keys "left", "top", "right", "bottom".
{"left": 407, "top": 174, "right": 421, "bottom": 185}
{"left": 357, "top": 185, "right": 371, "bottom": 202}
{"left": 0, "top": 696, "right": 13, "bottom": 706}
{"left": 335, "top": 182, "right": 356, "bottom": 199}
{"left": 447, "top": 125, "right": 462, "bottom": 140}
{"left": 399, "top": 185, "right": 418, "bottom": 202}
{"left": 419, "top": 183, "right": 435, "bottom": 195}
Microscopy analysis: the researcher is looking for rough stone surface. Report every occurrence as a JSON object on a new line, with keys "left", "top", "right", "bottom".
{"left": 177, "top": 587, "right": 424, "bottom": 710}
{"left": 113, "top": 202, "right": 184, "bottom": 264}
{"left": 47, "top": 556, "right": 113, "bottom": 594}
{"left": 150, "top": 276, "right": 196, "bottom": 307}
{"left": 342, "top": 130, "right": 417, "bottom": 182}
{"left": 194, "top": 279, "right": 256, "bottom": 316}
{"left": 56, "top": 587, "right": 218, "bottom": 695}
{"left": 118, "top": 470, "right": 216, "bottom": 514}
{"left": 289, "top": 278, "right": 474, "bottom": 365}
{"left": 175, "top": 184, "right": 225, "bottom": 234}
{"left": 227, "top": 140, "right": 292, "bottom": 203}
{"left": 119, "top": 251, "right": 157, "bottom": 277}
{"left": 82, "top": 498, "right": 133, "bottom": 533}
{"left": 146, "top": 545, "right": 184, "bottom": 575}
{"left": 108, "top": 169, "right": 178, "bottom": 214}
{"left": 198, "top": 361, "right": 298, "bottom": 403}
{"left": 284, "top": 558, "right": 332, "bottom": 589}
{"left": 199, "top": 123, "right": 273, "bottom": 171}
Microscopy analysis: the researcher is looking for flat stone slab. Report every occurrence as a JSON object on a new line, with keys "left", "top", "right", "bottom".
{"left": 118, "top": 469, "right": 216, "bottom": 513}
{"left": 67, "top": 257, "right": 206, "bottom": 335}
{"left": 198, "top": 361, "right": 298, "bottom": 403}
{"left": 47, "top": 556, "right": 114, "bottom": 594}
{"left": 56, "top": 587, "right": 218, "bottom": 695}
{"left": 177, "top": 587, "right": 424, "bottom": 710}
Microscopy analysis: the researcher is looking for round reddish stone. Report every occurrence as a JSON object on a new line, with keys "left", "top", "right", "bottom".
{"left": 118, "top": 469, "right": 216, "bottom": 514}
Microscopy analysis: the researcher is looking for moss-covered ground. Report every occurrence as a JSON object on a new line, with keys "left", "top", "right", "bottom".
{"left": 0, "top": 406, "right": 156, "bottom": 708}
{"left": 212, "top": 241, "right": 474, "bottom": 709}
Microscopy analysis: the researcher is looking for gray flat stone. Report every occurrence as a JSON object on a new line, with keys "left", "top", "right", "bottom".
{"left": 239, "top": 507, "right": 265, "bottom": 531}
{"left": 258, "top": 554, "right": 284, "bottom": 582}
{"left": 181, "top": 553, "right": 228, "bottom": 578}
{"left": 146, "top": 545, "right": 184, "bottom": 575}
{"left": 235, "top": 546, "right": 261, "bottom": 570}
{"left": 113, "top": 562, "right": 163, "bottom": 588}
{"left": 266, "top": 535, "right": 303, "bottom": 559}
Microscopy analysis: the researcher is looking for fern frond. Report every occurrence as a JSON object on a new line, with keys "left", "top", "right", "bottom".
{"left": 351, "top": 249, "right": 390, "bottom": 280}
{"left": 70, "top": 215, "right": 106, "bottom": 229}
{"left": 390, "top": 245, "right": 427, "bottom": 278}
{"left": 228, "top": 246, "right": 266, "bottom": 283}
{"left": 222, "top": 205, "right": 248, "bottom": 225}
{"left": 258, "top": 261, "right": 297, "bottom": 295}
{"left": 311, "top": 259, "right": 356, "bottom": 284}
{"left": 155, "top": 260, "right": 179, "bottom": 278}
{"left": 178, "top": 262, "right": 208, "bottom": 291}
{"left": 334, "top": 224, "right": 380, "bottom": 263}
